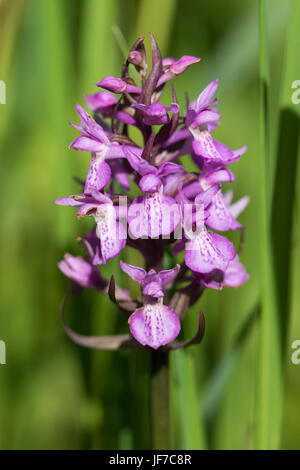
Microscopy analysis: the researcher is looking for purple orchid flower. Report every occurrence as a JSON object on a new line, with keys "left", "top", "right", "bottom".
{"left": 120, "top": 261, "right": 180, "bottom": 297}
{"left": 120, "top": 262, "right": 181, "bottom": 349}
{"left": 97, "top": 76, "right": 141, "bottom": 94}
{"left": 185, "top": 229, "right": 236, "bottom": 273}
{"left": 132, "top": 102, "right": 179, "bottom": 126}
{"left": 58, "top": 253, "right": 108, "bottom": 290}
{"left": 125, "top": 148, "right": 183, "bottom": 238}
{"left": 205, "top": 189, "right": 249, "bottom": 231}
{"left": 59, "top": 253, "right": 130, "bottom": 300}
{"left": 57, "top": 34, "right": 249, "bottom": 352}
{"left": 186, "top": 79, "right": 221, "bottom": 132}
{"left": 194, "top": 255, "right": 249, "bottom": 290}
{"left": 190, "top": 128, "right": 248, "bottom": 165}
{"left": 69, "top": 104, "right": 126, "bottom": 194}
{"left": 55, "top": 191, "right": 126, "bottom": 264}
{"left": 84, "top": 91, "right": 118, "bottom": 113}
{"left": 157, "top": 56, "right": 200, "bottom": 87}
{"left": 84, "top": 91, "right": 136, "bottom": 126}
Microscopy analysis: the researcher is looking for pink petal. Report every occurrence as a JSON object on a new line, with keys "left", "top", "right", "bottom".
{"left": 139, "top": 174, "right": 162, "bottom": 192}
{"left": 195, "top": 79, "right": 219, "bottom": 112}
{"left": 95, "top": 205, "right": 127, "bottom": 263}
{"left": 192, "top": 110, "right": 221, "bottom": 128}
{"left": 158, "top": 265, "right": 180, "bottom": 285}
{"left": 128, "top": 194, "right": 180, "bottom": 239}
{"left": 84, "top": 91, "right": 117, "bottom": 111}
{"left": 129, "top": 303, "right": 181, "bottom": 349}
{"left": 206, "top": 190, "right": 242, "bottom": 231}
{"left": 185, "top": 231, "right": 236, "bottom": 273}
{"left": 204, "top": 168, "right": 235, "bottom": 186}
{"left": 229, "top": 196, "right": 250, "bottom": 218}
{"left": 109, "top": 160, "right": 130, "bottom": 190}
{"left": 124, "top": 146, "right": 153, "bottom": 175}
{"left": 142, "top": 281, "right": 164, "bottom": 298}
{"left": 120, "top": 261, "right": 146, "bottom": 283}
{"left": 84, "top": 158, "right": 111, "bottom": 194}
{"left": 192, "top": 130, "right": 224, "bottom": 162}
{"left": 223, "top": 255, "right": 249, "bottom": 287}
{"left": 69, "top": 136, "right": 104, "bottom": 153}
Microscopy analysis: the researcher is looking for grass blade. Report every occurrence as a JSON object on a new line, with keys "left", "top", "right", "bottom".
{"left": 171, "top": 349, "right": 207, "bottom": 450}
{"left": 255, "top": 0, "right": 283, "bottom": 449}
{"left": 271, "top": 0, "right": 300, "bottom": 354}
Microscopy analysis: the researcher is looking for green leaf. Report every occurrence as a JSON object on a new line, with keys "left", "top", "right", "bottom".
{"left": 271, "top": 0, "right": 300, "bottom": 354}
{"left": 171, "top": 349, "right": 207, "bottom": 450}
{"left": 255, "top": 0, "right": 283, "bottom": 450}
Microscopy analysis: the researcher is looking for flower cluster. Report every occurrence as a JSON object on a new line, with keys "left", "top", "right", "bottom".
{"left": 56, "top": 34, "right": 249, "bottom": 350}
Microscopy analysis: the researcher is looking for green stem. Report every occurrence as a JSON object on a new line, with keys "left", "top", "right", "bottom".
{"left": 150, "top": 350, "right": 170, "bottom": 450}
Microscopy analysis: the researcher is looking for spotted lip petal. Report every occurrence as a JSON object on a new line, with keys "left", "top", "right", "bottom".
{"left": 185, "top": 230, "right": 236, "bottom": 273}
{"left": 205, "top": 190, "right": 242, "bottom": 231}
{"left": 84, "top": 157, "right": 111, "bottom": 194}
{"left": 95, "top": 206, "right": 127, "bottom": 264}
{"left": 128, "top": 303, "right": 181, "bottom": 349}
{"left": 192, "top": 129, "right": 229, "bottom": 163}
{"left": 128, "top": 193, "right": 180, "bottom": 239}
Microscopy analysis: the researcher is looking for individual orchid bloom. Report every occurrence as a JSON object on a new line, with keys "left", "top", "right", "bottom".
{"left": 125, "top": 150, "right": 183, "bottom": 238}
{"left": 194, "top": 255, "right": 249, "bottom": 290}
{"left": 84, "top": 91, "right": 118, "bottom": 114}
{"left": 205, "top": 189, "right": 249, "bottom": 231}
{"left": 124, "top": 146, "right": 184, "bottom": 183}
{"left": 56, "top": 191, "right": 126, "bottom": 264}
{"left": 97, "top": 76, "right": 141, "bottom": 94}
{"left": 128, "top": 302, "right": 181, "bottom": 350}
{"left": 190, "top": 128, "right": 247, "bottom": 166}
{"left": 132, "top": 102, "right": 179, "bottom": 126}
{"left": 58, "top": 253, "right": 108, "bottom": 291}
{"left": 186, "top": 79, "right": 221, "bottom": 133}
{"left": 157, "top": 55, "right": 200, "bottom": 87}
{"left": 180, "top": 168, "right": 235, "bottom": 201}
{"left": 128, "top": 190, "right": 181, "bottom": 239}
{"left": 120, "top": 261, "right": 180, "bottom": 298}
{"left": 69, "top": 104, "right": 127, "bottom": 194}
{"left": 59, "top": 252, "right": 131, "bottom": 300}
{"left": 84, "top": 91, "right": 136, "bottom": 126}
{"left": 185, "top": 229, "right": 236, "bottom": 273}
{"left": 128, "top": 50, "right": 143, "bottom": 66}
{"left": 120, "top": 262, "right": 181, "bottom": 349}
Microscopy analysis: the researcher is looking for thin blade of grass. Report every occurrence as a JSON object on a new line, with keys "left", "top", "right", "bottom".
{"left": 255, "top": 0, "right": 283, "bottom": 450}
{"left": 271, "top": 0, "right": 300, "bottom": 354}
{"left": 0, "top": 0, "right": 26, "bottom": 141}
{"left": 171, "top": 349, "right": 207, "bottom": 450}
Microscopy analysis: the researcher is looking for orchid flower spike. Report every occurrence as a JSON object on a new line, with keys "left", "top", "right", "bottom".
{"left": 56, "top": 33, "right": 249, "bottom": 351}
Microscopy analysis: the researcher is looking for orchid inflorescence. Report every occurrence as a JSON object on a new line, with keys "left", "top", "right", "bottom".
{"left": 56, "top": 34, "right": 249, "bottom": 351}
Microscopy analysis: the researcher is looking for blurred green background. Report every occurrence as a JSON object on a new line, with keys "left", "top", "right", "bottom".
{"left": 0, "top": 0, "right": 299, "bottom": 450}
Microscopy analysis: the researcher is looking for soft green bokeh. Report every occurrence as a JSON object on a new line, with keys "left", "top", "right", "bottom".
{"left": 0, "top": 0, "right": 299, "bottom": 449}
